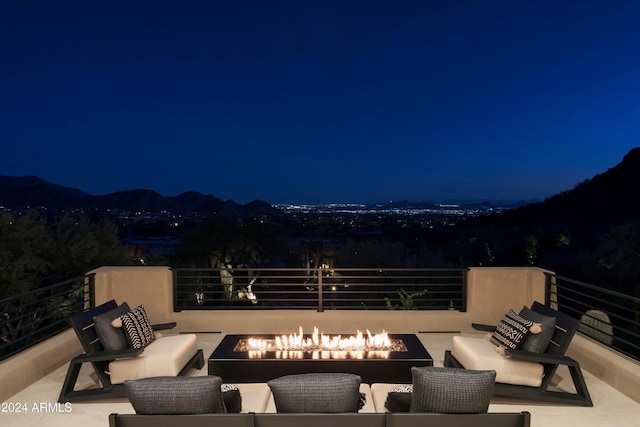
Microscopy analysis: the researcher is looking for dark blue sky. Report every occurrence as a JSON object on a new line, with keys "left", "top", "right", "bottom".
{"left": 1, "top": 1, "right": 639, "bottom": 204}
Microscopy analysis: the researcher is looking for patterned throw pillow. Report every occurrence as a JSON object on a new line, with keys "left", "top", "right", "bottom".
{"left": 385, "top": 384, "right": 412, "bottom": 412}
{"left": 120, "top": 305, "right": 155, "bottom": 349}
{"left": 490, "top": 309, "right": 535, "bottom": 350}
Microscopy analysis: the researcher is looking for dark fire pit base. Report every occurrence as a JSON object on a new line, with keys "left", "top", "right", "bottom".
{"left": 208, "top": 333, "right": 433, "bottom": 383}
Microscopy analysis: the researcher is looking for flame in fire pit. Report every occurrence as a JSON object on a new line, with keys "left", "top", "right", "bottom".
{"left": 243, "top": 326, "right": 401, "bottom": 352}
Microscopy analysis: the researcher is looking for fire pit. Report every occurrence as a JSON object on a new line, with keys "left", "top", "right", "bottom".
{"left": 208, "top": 328, "right": 433, "bottom": 383}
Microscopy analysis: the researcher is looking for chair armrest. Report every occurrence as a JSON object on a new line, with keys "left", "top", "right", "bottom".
{"left": 472, "top": 323, "right": 496, "bottom": 332}
{"left": 73, "top": 348, "right": 144, "bottom": 363}
{"left": 505, "top": 349, "right": 579, "bottom": 366}
{"left": 152, "top": 322, "right": 177, "bottom": 331}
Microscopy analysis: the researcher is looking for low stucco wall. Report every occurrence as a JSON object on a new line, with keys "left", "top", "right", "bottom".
{"left": 567, "top": 334, "right": 640, "bottom": 403}
{"left": 91, "top": 266, "right": 548, "bottom": 334}
{"left": 0, "top": 329, "right": 82, "bottom": 402}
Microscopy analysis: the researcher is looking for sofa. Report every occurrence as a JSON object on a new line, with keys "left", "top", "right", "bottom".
{"left": 108, "top": 370, "right": 531, "bottom": 427}
{"left": 109, "top": 412, "right": 531, "bottom": 427}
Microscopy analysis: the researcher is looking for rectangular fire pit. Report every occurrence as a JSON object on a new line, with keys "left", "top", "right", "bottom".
{"left": 208, "top": 333, "right": 433, "bottom": 383}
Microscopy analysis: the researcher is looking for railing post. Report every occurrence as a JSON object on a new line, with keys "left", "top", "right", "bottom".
{"left": 172, "top": 268, "right": 181, "bottom": 312}
{"left": 460, "top": 268, "right": 468, "bottom": 312}
{"left": 317, "top": 267, "right": 323, "bottom": 312}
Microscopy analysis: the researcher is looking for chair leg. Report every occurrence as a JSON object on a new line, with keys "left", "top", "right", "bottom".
{"left": 566, "top": 362, "right": 592, "bottom": 406}
{"left": 58, "top": 356, "right": 125, "bottom": 403}
{"left": 58, "top": 358, "right": 83, "bottom": 402}
{"left": 178, "top": 349, "right": 205, "bottom": 376}
{"left": 444, "top": 350, "right": 464, "bottom": 369}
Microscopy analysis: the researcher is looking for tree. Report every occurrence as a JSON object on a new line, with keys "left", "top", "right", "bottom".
{"left": 597, "top": 222, "right": 640, "bottom": 296}
{"left": 47, "top": 214, "right": 132, "bottom": 283}
{"left": 0, "top": 212, "right": 51, "bottom": 299}
{"left": 174, "top": 216, "right": 290, "bottom": 302}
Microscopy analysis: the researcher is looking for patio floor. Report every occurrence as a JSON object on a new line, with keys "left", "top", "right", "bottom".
{"left": 2, "top": 333, "right": 640, "bottom": 427}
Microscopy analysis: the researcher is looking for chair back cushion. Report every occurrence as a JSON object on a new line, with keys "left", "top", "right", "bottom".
{"left": 267, "top": 373, "right": 362, "bottom": 413}
{"left": 93, "top": 302, "right": 131, "bottom": 351}
{"left": 410, "top": 367, "right": 495, "bottom": 413}
{"left": 518, "top": 306, "right": 557, "bottom": 353}
{"left": 124, "top": 376, "right": 227, "bottom": 414}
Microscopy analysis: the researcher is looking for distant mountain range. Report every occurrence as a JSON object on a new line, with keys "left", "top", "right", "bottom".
{"left": 2, "top": 147, "right": 639, "bottom": 221}
{"left": 0, "top": 175, "right": 279, "bottom": 217}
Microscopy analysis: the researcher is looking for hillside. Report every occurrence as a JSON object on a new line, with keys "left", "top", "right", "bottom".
{"left": 460, "top": 147, "right": 640, "bottom": 232}
{"left": 0, "top": 175, "right": 280, "bottom": 216}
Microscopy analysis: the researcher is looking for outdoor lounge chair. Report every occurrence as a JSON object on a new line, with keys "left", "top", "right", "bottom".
{"left": 59, "top": 299, "right": 204, "bottom": 402}
{"left": 444, "top": 301, "right": 592, "bottom": 406}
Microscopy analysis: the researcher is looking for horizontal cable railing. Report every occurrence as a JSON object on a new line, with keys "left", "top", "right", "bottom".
{"left": 173, "top": 267, "right": 467, "bottom": 312}
{"left": 0, "top": 274, "right": 95, "bottom": 362}
{"left": 545, "top": 272, "right": 640, "bottom": 360}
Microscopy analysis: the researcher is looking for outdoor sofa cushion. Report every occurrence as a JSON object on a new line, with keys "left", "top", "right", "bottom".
{"left": 109, "top": 333, "right": 198, "bottom": 384}
{"left": 267, "top": 373, "right": 363, "bottom": 413}
{"left": 124, "top": 375, "right": 227, "bottom": 414}
{"left": 410, "top": 366, "right": 496, "bottom": 413}
{"left": 451, "top": 335, "right": 544, "bottom": 387}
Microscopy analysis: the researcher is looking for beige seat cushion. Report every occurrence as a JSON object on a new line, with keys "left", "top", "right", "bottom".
{"left": 235, "top": 383, "right": 272, "bottom": 413}
{"left": 109, "top": 334, "right": 198, "bottom": 384}
{"left": 451, "top": 335, "right": 543, "bottom": 387}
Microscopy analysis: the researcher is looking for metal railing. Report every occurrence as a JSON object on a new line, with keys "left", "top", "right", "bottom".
{"left": 0, "top": 274, "right": 95, "bottom": 362}
{"left": 545, "top": 272, "right": 640, "bottom": 359}
{"left": 173, "top": 267, "right": 467, "bottom": 312}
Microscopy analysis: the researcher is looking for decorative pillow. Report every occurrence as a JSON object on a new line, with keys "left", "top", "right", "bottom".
{"left": 120, "top": 305, "right": 155, "bottom": 349}
{"left": 124, "top": 376, "right": 226, "bottom": 414}
{"left": 385, "top": 384, "right": 412, "bottom": 412}
{"left": 267, "top": 373, "right": 362, "bottom": 413}
{"left": 93, "top": 302, "right": 130, "bottom": 351}
{"left": 222, "top": 383, "right": 242, "bottom": 413}
{"left": 489, "top": 309, "right": 536, "bottom": 350}
{"left": 519, "top": 306, "right": 557, "bottom": 353}
{"left": 410, "top": 367, "right": 495, "bottom": 414}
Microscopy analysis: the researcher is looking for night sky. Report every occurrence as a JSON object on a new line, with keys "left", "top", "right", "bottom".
{"left": 2, "top": 1, "right": 639, "bottom": 204}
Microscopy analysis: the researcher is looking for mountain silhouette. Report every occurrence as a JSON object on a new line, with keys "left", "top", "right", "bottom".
{"left": 0, "top": 175, "right": 280, "bottom": 216}
{"left": 3, "top": 148, "right": 639, "bottom": 221}
{"left": 0, "top": 175, "right": 89, "bottom": 207}
{"left": 460, "top": 146, "right": 640, "bottom": 232}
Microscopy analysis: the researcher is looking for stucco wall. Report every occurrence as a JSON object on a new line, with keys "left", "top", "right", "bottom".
{"left": 92, "top": 266, "right": 548, "bottom": 334}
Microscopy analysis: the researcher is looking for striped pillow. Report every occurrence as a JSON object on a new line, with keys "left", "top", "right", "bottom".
{"left": 120, "top": 305, "right": 155, "bottom": 349}
{"left": 490, "top": 309, "right": 534, "bottom": 350}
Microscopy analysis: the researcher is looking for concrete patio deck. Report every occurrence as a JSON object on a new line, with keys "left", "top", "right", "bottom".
{"left": 2, "top": 332, "right": 640, "bottom": 427}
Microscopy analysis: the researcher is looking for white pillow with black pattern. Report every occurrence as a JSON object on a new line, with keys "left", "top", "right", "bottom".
{"left": 120, "top": 305, "right": 155, "bottom": 349}
{"left": 489, "top": 309, "right": 537, "bottom": 351}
